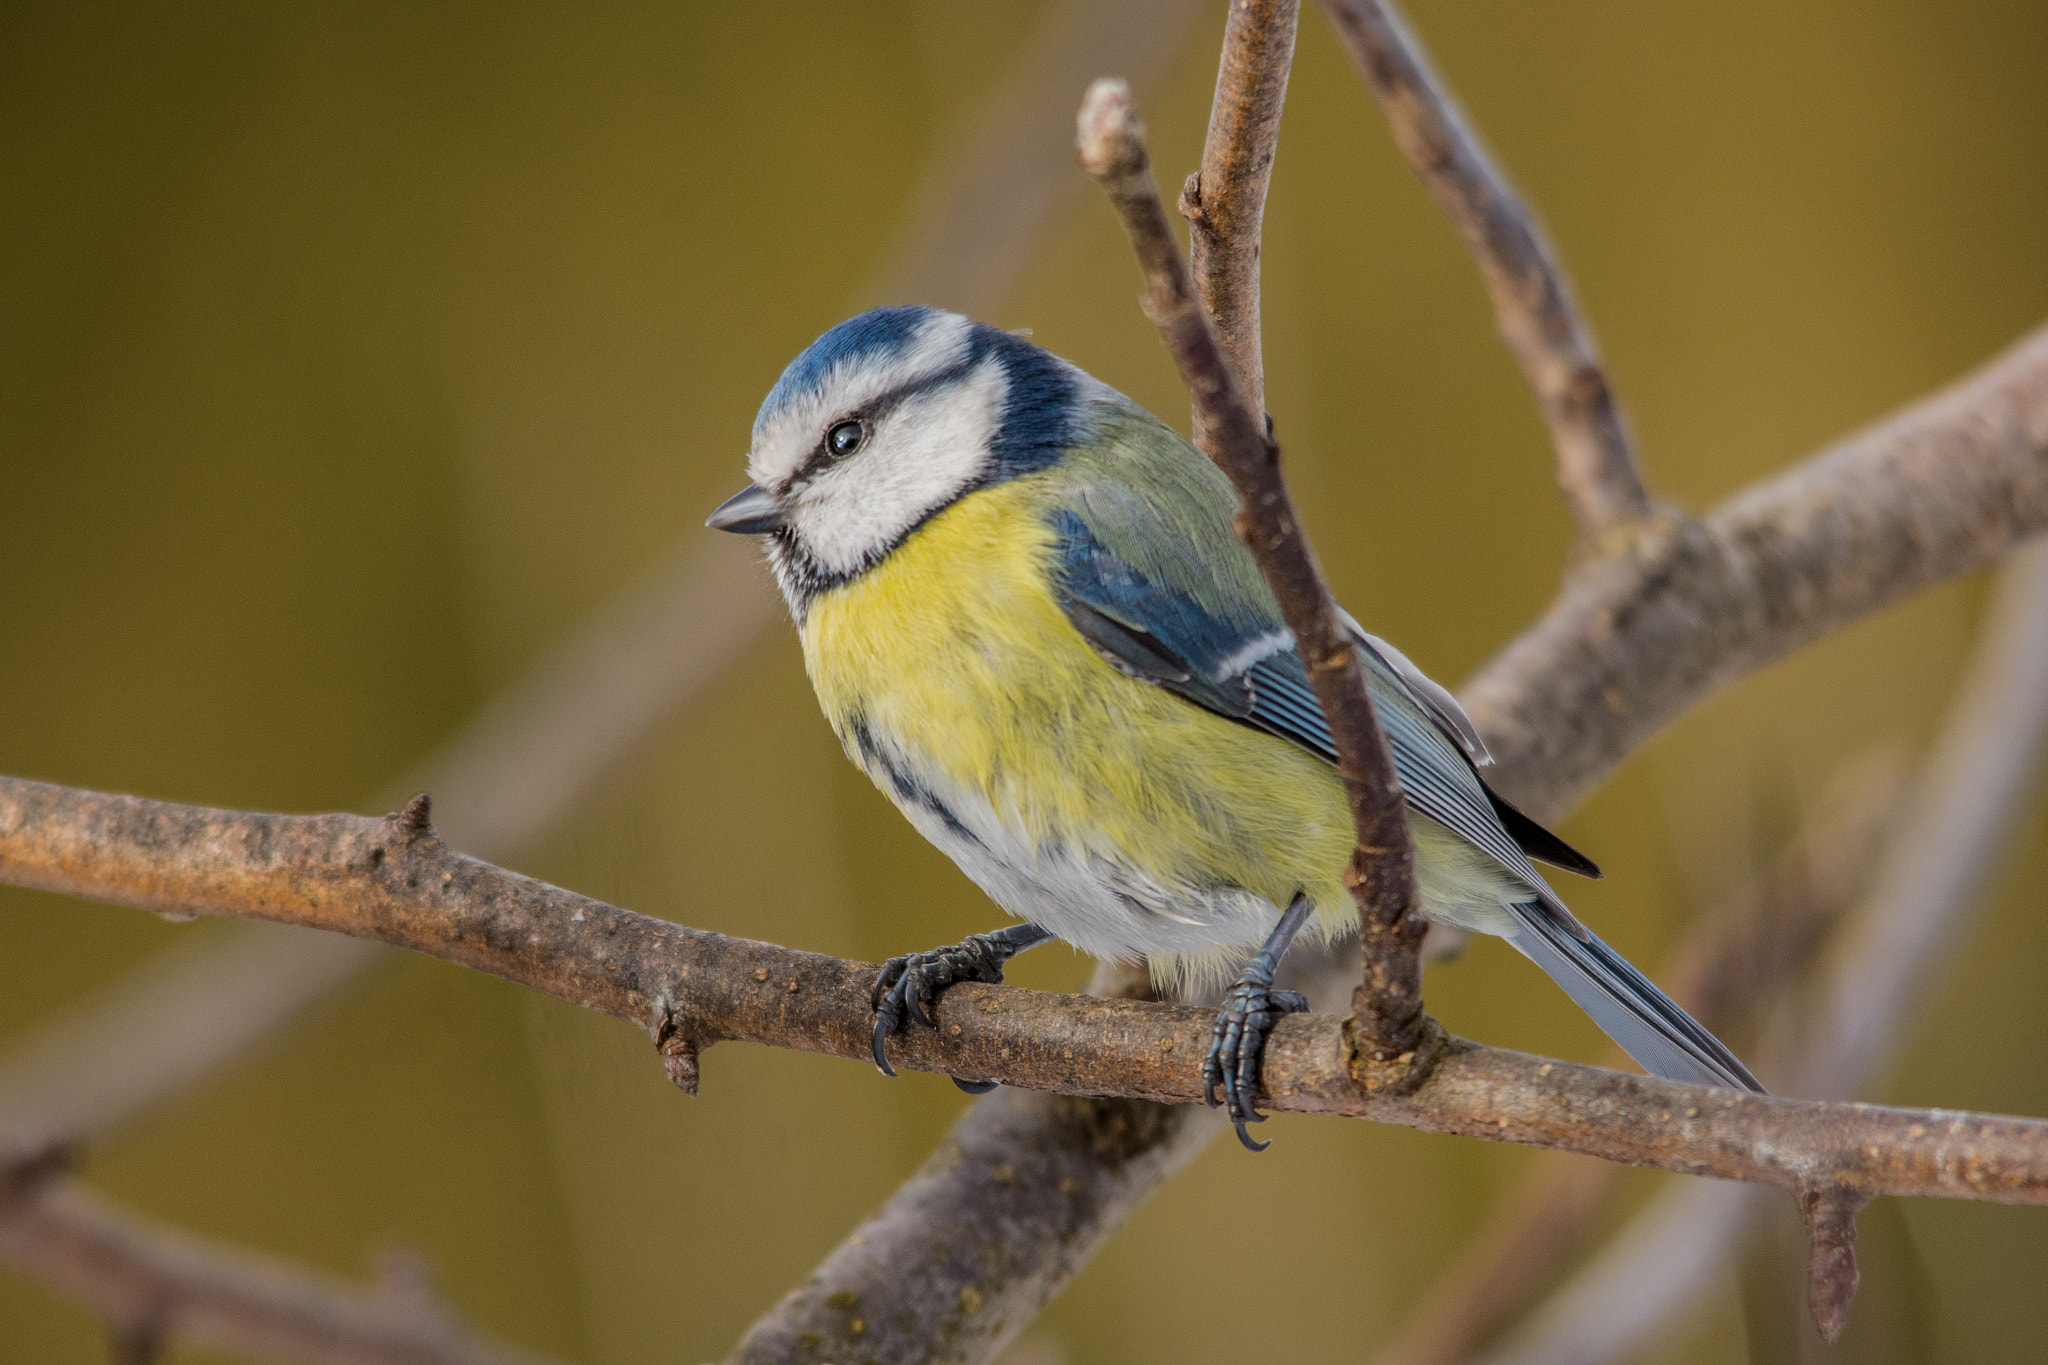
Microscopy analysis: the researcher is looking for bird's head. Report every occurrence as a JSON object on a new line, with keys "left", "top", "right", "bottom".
{"left": 707, "top": 306, "right": 1104, "bottom": 609}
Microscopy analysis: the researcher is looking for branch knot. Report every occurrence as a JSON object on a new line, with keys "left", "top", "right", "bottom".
{"left": 1345, "top": 1012, "right": 1448, "bottom": 1096}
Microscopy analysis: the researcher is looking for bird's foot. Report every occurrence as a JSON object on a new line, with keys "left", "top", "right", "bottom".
{"left": 1203, "top": 976, "right": 1309, "bottom": 1152}
{"left": 870, "top": 923, "right": 1052, "bottom": 1084}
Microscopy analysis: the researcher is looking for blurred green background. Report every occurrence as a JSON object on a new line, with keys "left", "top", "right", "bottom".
{"left": 4, "top": 2, "right": 2048, "bottom": 1362}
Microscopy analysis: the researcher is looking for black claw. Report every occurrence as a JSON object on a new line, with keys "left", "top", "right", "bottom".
{"left": 869, "top": 925, "right": 1052, "bottom": 1085}
{"left": 906, "top": 966, "right": 939, "bottom": 1028}
{"left": 871, "top": 1013, "right": 899, "bottom": 1077}
{"left": 1202, "top": 973, "right": 1311, "bottom": 1149}
{"left": 871, "top": 959, "right": 904, "bottom": 1012}
{"left": 1199, "top": 895, "right": 1315, "bottom": 1152}
{"left": 952, "top": 1077, "right": 998, "bottom": 1095}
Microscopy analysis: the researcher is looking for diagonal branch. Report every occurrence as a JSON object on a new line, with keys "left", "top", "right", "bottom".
{"left": 728, "top": 1091, "right": 1220, "bottom": 1365}
{"left": 1467, "top": 318, "right": 2048, "bottom": 824}
{"left": 1477, "top": 540, "right": 2048, "bottom": 1364}
{"left": 5, "top": 778, "right": 2048, "bottom": 1210}
{"left": 1077, "top": 77, "right": 1429, "bottom": 1065}
{"left": 1318, "top": 0, "right": 1653, "bottom": 542}
{"left": 0, "top": 1146, "right": 570, "bottom": 1365}
{"left": 1181, "top": 0, "right": 1300, "bottom": 424}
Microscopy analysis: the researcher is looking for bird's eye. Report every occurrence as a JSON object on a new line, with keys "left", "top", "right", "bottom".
{"left": 827, "top": 419, "right": 866, "bottom": 458}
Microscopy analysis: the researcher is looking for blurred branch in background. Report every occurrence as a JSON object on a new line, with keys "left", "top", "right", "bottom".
{"left": 862, "top": 0, "right": 1204, "bottom": 313}
{"left": 1475, "top": 539, "right": 2048, "bottom": 1364}
{"left": 1317, "top": 0, "right": 1652, "bottom": 544}
{"left": 0, "top": 4, "right": 1207, "bottom": 1358}
{"left": 0, "top": 0, "right": 1201, "bottom": 1323}
{"left": 0, "top": 532, "right": 770, "bottom": 1150}
{"left": 1369, "top": 753, "right": 1908, "bottom": 1365}
{"left": 0, "top": 1140, "right": 571, "bottom": 1365}
{"left": 1467, "top": 316, "right": 2048, "bottom": 825}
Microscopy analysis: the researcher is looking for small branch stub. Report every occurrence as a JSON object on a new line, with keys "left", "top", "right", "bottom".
{"left": 1801, "top": 1188, "right": 1866, "bottom": 1343}
{"left": 660, "top": 1037, "right": 700, "bottom": 1096}
{"left": 396, "top": 792, "right": 434, "bottom": 837}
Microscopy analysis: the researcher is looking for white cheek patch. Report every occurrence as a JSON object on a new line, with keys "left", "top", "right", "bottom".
{"left": 790, "top": 356, "right": 1008, "bottom": 576}
{"left": 748, "top": 311, "right": 974, "bottom": 490}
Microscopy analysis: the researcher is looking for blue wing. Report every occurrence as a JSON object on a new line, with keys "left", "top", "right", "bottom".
{"left": 1048, "top": 496, "right": 1760, "bottom": 1091}
{"left": 1048, "top": 508, "right": 1598, "bottom": 888}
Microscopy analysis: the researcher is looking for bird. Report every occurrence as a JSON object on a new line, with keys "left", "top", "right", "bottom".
{"left": 707, "top": 304, "right": 1763, "bottom": 1150}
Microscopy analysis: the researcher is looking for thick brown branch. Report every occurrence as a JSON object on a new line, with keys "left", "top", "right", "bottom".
{"left": 1077, "top": 77, "right": 1427, "bottom": 1062}
{"left": 1318, "top": 0, "right": 1652, "bottom": 542}
{"left": 0, "top": 1154, "right": 566, "bottom": 1365}
{"left": 1467, "top": 319, "right": 2048, "bottom": 825}
{"left": 728, "top": 1092, "right": 1218, "bottom": 1365}
{"left": 5, "top": 778, "right": 2048, "bottom": 1208}
{"left": 1181, "top": 0, "right": 1299, "bottom": 425}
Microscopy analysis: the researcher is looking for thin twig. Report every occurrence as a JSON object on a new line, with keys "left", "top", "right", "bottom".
{"left": 1478, "top": 540, "right": 2048, "bottom": 1364}
{"left": 1181, "top": 0, "right": 1300, "bottom": 425}
{"left": 0, "top": 1153, "right": 568, "bottom": 1365}
{"left": 1318, "top": 0, "right": 1652, "bottom": 542}
{"left": 5, "top": 780, "right": 2048, "bottom": 1207}
{"left": 1078, "top": 77, "right": 1429, "bottom": 1065}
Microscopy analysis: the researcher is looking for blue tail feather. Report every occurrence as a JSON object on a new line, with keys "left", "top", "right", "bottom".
{"left": 1507, "top": 903, "right": 1765, "bottom": 1093}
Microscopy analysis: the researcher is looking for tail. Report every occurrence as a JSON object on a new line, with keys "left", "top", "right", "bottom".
{"left": 1507, "top": 902, "right": 1765, "bottom": 1093}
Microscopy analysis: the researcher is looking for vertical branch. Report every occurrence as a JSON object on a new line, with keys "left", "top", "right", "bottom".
{"left": 1078, "top": 79, "right": 1427, "bottom": 1065}
{"left": 1318, "top": 0, "right": 1653, "bottom": 543}
{"left": 1181, "top": 0, "right": 1301, "bottom": 428}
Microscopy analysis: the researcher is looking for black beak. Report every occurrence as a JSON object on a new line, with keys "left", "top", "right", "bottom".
{"left": 705, "top": 483, "right": 786, "bottom": 534}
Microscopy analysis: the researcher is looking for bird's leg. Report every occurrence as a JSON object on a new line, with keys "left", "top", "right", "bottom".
{"left": 1203, "top": 894, "right": 1314, "bottom": 1152}
{"left": 871, "top": 921, "right": 1056, "bottom": 1089}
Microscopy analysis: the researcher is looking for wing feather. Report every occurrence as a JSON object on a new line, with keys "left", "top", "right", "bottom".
{"left": 1049, "top": 504, "right": 1595, "bottom": 893}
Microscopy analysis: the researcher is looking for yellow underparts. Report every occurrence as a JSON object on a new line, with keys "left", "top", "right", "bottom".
{"left": 799, "top": 479, "right": 1370, "bottom": 983}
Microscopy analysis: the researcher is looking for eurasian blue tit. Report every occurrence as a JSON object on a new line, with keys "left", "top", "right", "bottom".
{"left": 708, "top": 305, "right": 1761, "bottom": 1148}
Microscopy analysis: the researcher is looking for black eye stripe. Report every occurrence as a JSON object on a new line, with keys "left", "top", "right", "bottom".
{"left": 784, "top": 358, "right": 976, "bottom": 488}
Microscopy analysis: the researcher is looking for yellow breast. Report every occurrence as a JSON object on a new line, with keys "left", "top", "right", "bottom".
{"left": 797, "top": 479, "right": 1357, "bottom": 957}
